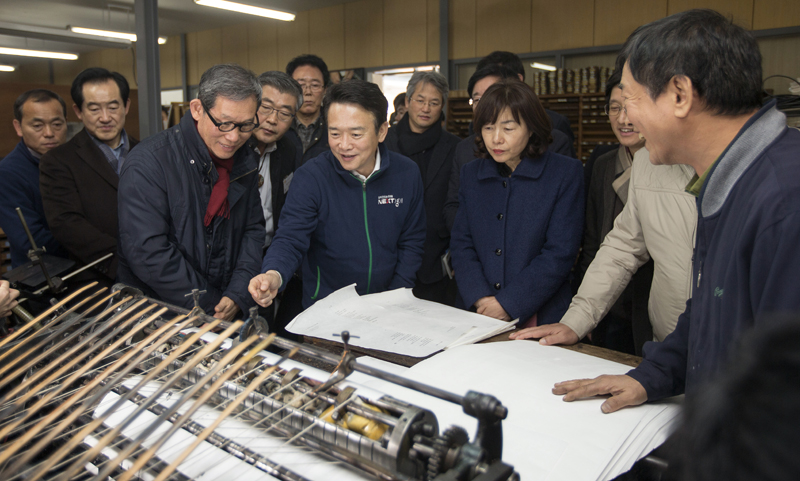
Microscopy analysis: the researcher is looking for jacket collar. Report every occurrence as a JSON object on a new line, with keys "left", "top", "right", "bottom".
{"left": 15, "top": 140, "right": 40, "bottom": 167}
{"left": 476, "top": 152, "right": 549, "bottom": 181}
{"left": 699, "top": 100, "right": 786, "bottom": 217}
{"left": 329, "top": 142, "right": 391, "bottom": 182}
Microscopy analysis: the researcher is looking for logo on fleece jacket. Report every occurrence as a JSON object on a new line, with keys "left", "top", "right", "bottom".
{"left": 377, "top": 194, "right": 404, "bottom": 207}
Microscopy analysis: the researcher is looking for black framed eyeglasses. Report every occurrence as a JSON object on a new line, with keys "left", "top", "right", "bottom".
{"left": 259, "top": 105, "right": 294, "bottom": 123}
{"left": 203, "top": 104, "right": 259, "bottom": 133}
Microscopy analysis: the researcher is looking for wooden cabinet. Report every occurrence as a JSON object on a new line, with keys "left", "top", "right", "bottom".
{"left": 539, "top": 93, "right": 617, "bottom": 162}
{"left": 445, "top": 90, "right": 473, "bottom": 139}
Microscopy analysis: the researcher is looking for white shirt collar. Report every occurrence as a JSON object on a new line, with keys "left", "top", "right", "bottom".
{"left": 351, "top": 149, "right": 381, "bottom": 182}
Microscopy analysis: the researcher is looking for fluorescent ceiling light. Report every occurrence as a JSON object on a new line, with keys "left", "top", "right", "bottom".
{"left": 69, "top": 26, "right": 167, "bottom": 44}
{"left": 0, "top": 46, "right": 78, "bottom": 60}
{"left": 373, "top": 65, "right": 438, "bottom": 75}
{"left": 531, "top": 62, "right": 557, "bottom": 71}
{"left": 0, "top": 65, "right": 16, "bottom": 72}
{"left": 194, "top": 0, "right": 295, "bottom": 21}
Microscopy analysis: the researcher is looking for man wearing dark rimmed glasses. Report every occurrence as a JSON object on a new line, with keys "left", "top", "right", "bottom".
{"left": 286, "top": 54, "right": 331, "bottom": 166}
{"left": 117, "top": 64, "right": 265, "bottom": 321}
{"left": 249, "top": 71, "right": 304, "bottom": 336}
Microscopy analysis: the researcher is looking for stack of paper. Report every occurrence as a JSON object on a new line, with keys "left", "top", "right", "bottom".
{"left": 285, "top": 285, "right": 518, "bottom": 357}
{"left": 353, "top": 342, "right": 682, "bottom": 481}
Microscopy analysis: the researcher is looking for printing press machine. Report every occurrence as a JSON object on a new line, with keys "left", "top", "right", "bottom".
{"left": 0, "top": 283, "right": 519, "bottom": 481}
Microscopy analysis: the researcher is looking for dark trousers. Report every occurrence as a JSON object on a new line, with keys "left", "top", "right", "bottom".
{"left": 413, "top": 276, "right": 457, "bottom": 307}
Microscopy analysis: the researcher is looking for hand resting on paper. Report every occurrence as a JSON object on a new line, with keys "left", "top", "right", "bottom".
{"left": 509, "top": 322, "right": 580, "bottom": 344}
{"left": 474, "top": 296, "right": 512, "bottom": 321}
{"left": 248, "top": 270, "right": 282, "bottom": 307}
{"left": 553, "top": 374, "right": 647, "bottom": 413}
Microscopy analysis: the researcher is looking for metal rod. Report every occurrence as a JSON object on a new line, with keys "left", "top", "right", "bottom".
{"left": 32, "top": 253, "right": 115, "bottom": 296}
{"left": 115, "top": 387, "right": 311, "bottom": 481}
{"left": 0, "top": 281, "right": 99, "bottom": 351}
{"left": 0, "top": 298, "right": 148, "bottom": 406}
{"left": 0, "top": 313, "right": 195, "bottom": 472}
{"left": 0, "top": 296, "right": 140, "bottom": 394}
{"left": 352, "top": 362, "right": 464, "bottom": 406}
{"left": 152, "top": 346, "right": 298, "bottom": 481}
{"left": 15, "top": 207, "right": 39, "bottom": 250}
{"left": 50, "top": 320, "right": 239, "bottom": 481}
{"left": 0, "top": 304, "right": 164, "bottom": 440}
{"left": 0, "top": 289, "right": 114, "bottom": 368}
{"left": 112, "top": 335, "right": 276, "bottom": 481}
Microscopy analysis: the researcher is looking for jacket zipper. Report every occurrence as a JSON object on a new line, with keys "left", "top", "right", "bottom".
{"left": 697, "top": 260, "right": 702, "bottom": 288}
{"left": 360, "top": 178, "right": 373, "bottom": 294}
{"left": 311, "top": 265, "right": 321, "bottom": 300}
{"left": 230, "top": 166, "right": 258, "bottom": 183}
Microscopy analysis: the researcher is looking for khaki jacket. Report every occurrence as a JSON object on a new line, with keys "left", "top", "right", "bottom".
{"left": 561, "top": 148, "right": 696, "bottom": 342}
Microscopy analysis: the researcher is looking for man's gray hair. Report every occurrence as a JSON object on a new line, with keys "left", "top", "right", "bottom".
{"left": 198, "top": 64, "right": 262, "bottom": 110}
{"left": 406, "top": 71, "right": 449, "bottom": 103}
{"left": 257, "top": 71, "right": 303, "bottom": 112}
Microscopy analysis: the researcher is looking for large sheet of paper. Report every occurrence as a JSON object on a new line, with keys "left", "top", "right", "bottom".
{"left": 285, "top": 285, "right": 517, "bottom": 357}
{"left": 357, "top": 342, "right": 682, "bottom": 481}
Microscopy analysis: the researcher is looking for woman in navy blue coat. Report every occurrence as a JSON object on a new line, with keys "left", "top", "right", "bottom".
{"left": 451, "top": 80, "right": 584, "bottom": 327}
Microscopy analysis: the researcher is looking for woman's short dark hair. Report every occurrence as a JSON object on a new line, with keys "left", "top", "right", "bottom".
{"left": 473, "top": 80, "right": 552, "bottom": 159}
{"left": 621, "top": 9, "right": 762, "bottom": 116}
{"left": 323, "top": 79, "right": 387, "bottom": 132}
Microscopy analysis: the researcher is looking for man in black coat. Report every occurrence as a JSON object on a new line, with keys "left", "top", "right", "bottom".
{"left": 285, "top": 54, "right": 331, "bottom": 167}
{"left": 384, "top": 71, "right": 460, "bottom": 305}
{"left": 117, "top": 64, "right": 265, "bottom": 320}
{"left": 40, "top": 68, "right": 137, "bottom": 284}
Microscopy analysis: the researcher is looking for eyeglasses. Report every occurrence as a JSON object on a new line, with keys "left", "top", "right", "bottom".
{"left": 297, "top": 81, "right": 324, "bottom": 92}
{"left": 259, "top": 105, "right": 294, "bottom": 123}
{"left": 604, "top": 104, "right": 625, "bottom": 117}
{"left": 468, "top": 97, "right": 479, "bottom": 106}
{"left": 203, "top": 104, "right": 259, "bottom": 133}
{"left": 411, "top": 97, "right": 442, "bottom": 109}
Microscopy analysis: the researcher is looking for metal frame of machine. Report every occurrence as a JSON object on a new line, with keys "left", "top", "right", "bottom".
{"left": 0, "top": 284, "right": 518, "bottom": 481}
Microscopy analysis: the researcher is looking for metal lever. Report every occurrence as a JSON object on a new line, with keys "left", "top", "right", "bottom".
{"left": 184, "top": 289, "right": 207, "bottom": 326}
{"left": 16, "top": 208, "right": 62, "bottom": 294}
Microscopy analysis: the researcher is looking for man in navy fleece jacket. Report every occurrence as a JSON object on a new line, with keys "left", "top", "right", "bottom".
{"left": 551, "top": 9, "right": 800, "bottom": 413}
{"left": 249, "top": 80, "right": 426, "bottom": 309}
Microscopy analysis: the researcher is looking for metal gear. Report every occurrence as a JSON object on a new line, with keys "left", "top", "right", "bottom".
{"left": 427, "top": 426, "right": 469, "bottom": 480}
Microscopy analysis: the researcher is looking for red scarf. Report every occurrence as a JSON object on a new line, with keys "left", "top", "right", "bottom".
{"left": 195, "top": 119, "right": 235, "bottom": 226}
{"left": 203, "top": 151, "right": 233, "bottom": 227}
{"left": 204, "top": 151, "right": 235, "bottom": 226}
